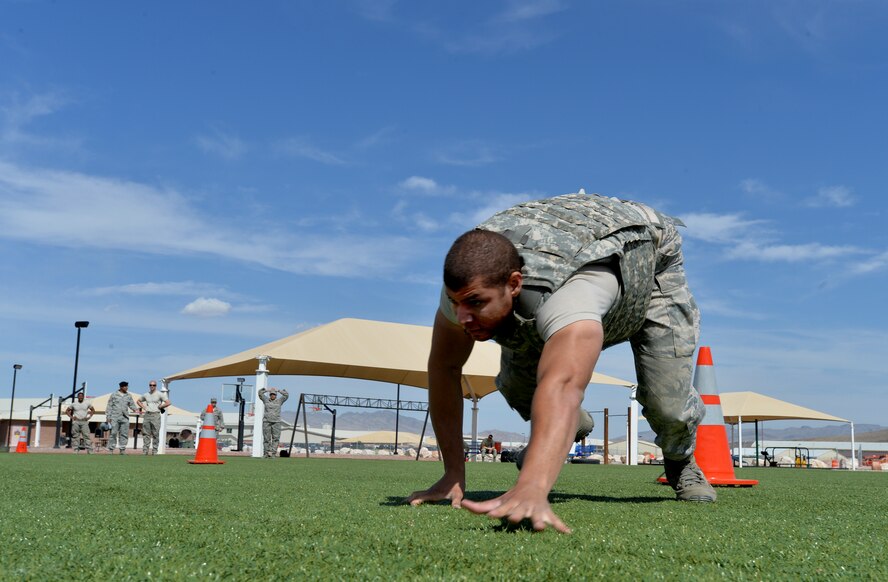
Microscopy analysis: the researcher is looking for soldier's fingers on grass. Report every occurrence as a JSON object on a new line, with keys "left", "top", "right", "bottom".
{"left": 531, "top": 511, "right": 572, "bottom": 534}
{"left": 459, "top": 497, "right": 504, "bottom": 515}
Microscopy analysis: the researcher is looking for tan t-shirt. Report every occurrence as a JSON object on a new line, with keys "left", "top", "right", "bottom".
{"left": 139, "top": 391, "right": 166, "bottom": 413}
{"left": 69, "top": 400, "right": 93, "bottom": 421}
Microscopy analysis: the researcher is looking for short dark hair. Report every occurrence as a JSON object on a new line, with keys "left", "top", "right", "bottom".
{"left": 443, "top": 229, "right": 521, "bottom": 290}
{"left": 119, "top": 381, "right": 128, "bottom": 387}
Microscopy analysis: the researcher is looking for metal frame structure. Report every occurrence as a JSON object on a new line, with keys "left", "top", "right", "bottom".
{"left": 287, "top": 389, "right": 430, "bottom": 461}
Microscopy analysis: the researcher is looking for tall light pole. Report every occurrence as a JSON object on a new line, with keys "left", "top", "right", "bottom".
{"left": 4, "top": 364, "right": 23, "bottom": 451}
{"left": 55, "top": 321, "right": 89, "bottom": 448}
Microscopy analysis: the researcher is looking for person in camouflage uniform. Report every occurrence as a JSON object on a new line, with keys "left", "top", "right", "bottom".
{"left": 409, "top": 192, "right": 715, "bottom": 533}
{"left": 65, "top": 392, "right": 95, "bottom": 453}
{"left": 200, "top": 398, "right": 225, "bottom": 432}
{"left": 138, "top": 380, "right": 170, "bottom": 455}
{"left": 258, "top": 388, "right": 288, "bottom": 458}
{"left": 107, "top": 381, "right": 138, "bottom": 454}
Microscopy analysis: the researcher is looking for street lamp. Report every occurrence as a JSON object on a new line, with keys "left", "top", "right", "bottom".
{"left": 4, "top": 364, "right": 23, "bottom": 451}
{"left": 55, "top": 321, "right": 89, "bottom": 448}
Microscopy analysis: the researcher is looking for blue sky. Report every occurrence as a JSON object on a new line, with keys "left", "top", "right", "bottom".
{"left": 1, "top": 1, "right": 886, "bottom": 437}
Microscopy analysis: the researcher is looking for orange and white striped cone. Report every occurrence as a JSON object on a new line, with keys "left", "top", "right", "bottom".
{"left": 188, "top": 405, "right": 225, "bottom": 465}
{"left": 659, "top": 346, "right": 757, "bottom": 487}
{"left": 14, "top": 428, "right": 28, "bottom": 453}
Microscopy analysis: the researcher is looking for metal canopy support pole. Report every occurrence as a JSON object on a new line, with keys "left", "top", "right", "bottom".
{"left": 252, "top": 356, "right": 270, "bottom": 458}
{"left": 603, "top": 407, "right": 609, "bottom": 464}
{"left": 27, "top": 394, "right": 52, "bottom": 448}
{"left": 394, "top": 384, "right": 401, "bottom": 455}
{"left": 286, "top": 393, "right": 301, "bottom": 456}
{"left": 302, "top": 394, "right": 311, "bottom": 458}
{"left": 462, "top": 378, "right": 479, "bottom": 461}
{"left": 158, "top": 379, "right": 169, "bottom": 455}
{"left": 738, "top": 415, "right": 743, "bottom": 467}
{"left": 416, "top": 409, "right": 430, "bottom": 461}
{"left": 755, "top": 421, "right": 759, "bottom": 466}
{"left": 628, "top": 386, "right": 639, "bottom": 466}
{"left": 329, "top": 407, "right": 336, "bottom": 454}
{"left": 850, "top": 422, "right": 856, "bottom": 471}
{"left": 626, "top": 406, "right": 633, "bottom": 465}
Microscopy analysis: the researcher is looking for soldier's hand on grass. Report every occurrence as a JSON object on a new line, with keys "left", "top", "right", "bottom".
{"left": 460, "top": 483, "right": 572, "bottom": 534}
{"left": 406, "top": 475, "right": 465, "bottom": 508}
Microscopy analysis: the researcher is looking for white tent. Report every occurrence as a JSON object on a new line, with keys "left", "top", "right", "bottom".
{"left": 719, "top": 391, "right": 853, "bottom": 468}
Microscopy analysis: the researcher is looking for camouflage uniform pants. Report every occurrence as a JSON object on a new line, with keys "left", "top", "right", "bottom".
{"left": 71, "top": 420, "right": 92, "bottom": 450}
{"left": 263, "top": 421, "right": 281, "bottom": 457}
{"left": 628, "top": 219, "right": 704, "bottom": 460}
{"left": 497, "top": 220, "right": 704, "bottom": 460}
{"left": 142, "top": 412, "right": 161, "bottom": 453}
{"left": 108, "top": 418, "right": 130, "bottom": 451}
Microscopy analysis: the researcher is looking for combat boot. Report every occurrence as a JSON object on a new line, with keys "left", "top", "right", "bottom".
{"left": 664, "top": 457, "right": 716, "bottom": 502}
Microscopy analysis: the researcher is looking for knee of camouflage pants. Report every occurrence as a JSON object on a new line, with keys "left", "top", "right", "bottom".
{"left": 632, "top": 351, "right": 704, "bottom": 460}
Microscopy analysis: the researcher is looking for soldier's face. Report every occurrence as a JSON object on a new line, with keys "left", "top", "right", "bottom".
{"left": 77, "top": 394, "right": 84, "bottom": 402}
{"left": 445, "top": 273, "right": 521, "bottom": 341}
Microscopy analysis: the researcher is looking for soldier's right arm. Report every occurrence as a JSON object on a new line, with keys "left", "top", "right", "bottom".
{"left": 407, "top": 309, "right": 474, "bottom": 508}
{"left": 65, "top": 406, "right": 74, "bottom": 418}
{"left": 258, "top": 388, "right": 267, "bottom": 403}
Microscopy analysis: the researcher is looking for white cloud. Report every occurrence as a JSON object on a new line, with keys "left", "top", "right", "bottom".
{"left": 682, "top": 210, "right": 867, "bottom": 265}
{"left": 1, "top": 91, "right": 68, "bottom": 129}
{"left": 355, "top": 126, "right": 396, "bottom": 149}
{"left": 680, "top": 212, "right": 766, "bottom": 244}
{"left": 181, "top": 297, "right": 232, "bottom": 317}
{"left": 195, "top": 128, "right": 248, "bottom": 160}
{"left": 400, "top": 176, "right": 438, "bottom": 193}
{"left": 739, "top": 178, "right": 782, "bottom": 201}
{"left": 399, "top": 175, "right": 456, "bottom": 196}
{"left": 849, "top": 250, "right": 888, "bottom": 275}
{"left": 727, "top": 241, "right": 864, "bottom": 262}
{"left": 499, "top": 0, "right": 566, "bottom": 22}
{"left": 85, "top": 281, "right": 236, "bottom": 299}
{"left": 274, "top": 137, "right": 347, "bottom": 165}
{"left": 0, "top": 160, "right": 421, "bottom": 277}
{"left": 0, "top": 91, "right": 82, "bottom": 151}
{"left": 805, "top": 185, "right": 855, "bottom": 208}
{"left": 435, "top": 142, "right": 502, "bottom": 167}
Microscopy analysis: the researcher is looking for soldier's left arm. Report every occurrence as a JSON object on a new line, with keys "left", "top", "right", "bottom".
{"left": 461, "top": 319, "right": 603, "bottom": 533}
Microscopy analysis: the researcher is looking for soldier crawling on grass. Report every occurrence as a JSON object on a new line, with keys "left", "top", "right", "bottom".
{"left": 408, "top": 192, "right": 715, "bottom": 533}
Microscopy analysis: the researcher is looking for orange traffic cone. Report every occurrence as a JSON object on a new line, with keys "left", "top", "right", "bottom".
{"left": 188, "top": 405, "right": 225, "bottom": 465}
{"left": 690, "top": 347, "right": 758, "bottom": 486}
{"left": 659, "top": 346, "right": 757, "bottom": 487}
{"left": 14, "top": 428, "right": 28, "bottom": 453}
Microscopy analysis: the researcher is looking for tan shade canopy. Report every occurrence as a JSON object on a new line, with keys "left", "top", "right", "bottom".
{"left": 720, "top": 391, "right": 847, "bottom": 424}
{"left": 166, "top": 318, "right": 634, "bottom": 399}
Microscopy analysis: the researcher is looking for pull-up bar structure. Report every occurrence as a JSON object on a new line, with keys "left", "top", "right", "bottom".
{"left": 288, "top": 391, "right": 430, "bottom": 460}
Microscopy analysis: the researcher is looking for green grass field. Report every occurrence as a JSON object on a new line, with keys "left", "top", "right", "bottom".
{"left": 1, "top": 454, "right": 885, "bottom": 580}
